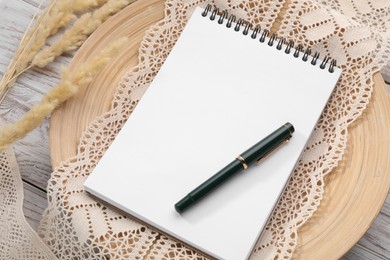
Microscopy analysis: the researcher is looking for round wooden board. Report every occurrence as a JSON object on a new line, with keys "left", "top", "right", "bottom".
{"left": 50, "top": 0, "right": 390, "bottom": 258}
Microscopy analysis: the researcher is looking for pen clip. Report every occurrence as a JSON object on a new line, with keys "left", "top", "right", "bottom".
{"left": 256, "top": 137, "right": 291, "bottom": 164}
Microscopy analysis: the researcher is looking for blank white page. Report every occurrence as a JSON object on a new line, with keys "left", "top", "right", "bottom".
{"left": 85, "top": 6, "right": 341, "bottom": 260}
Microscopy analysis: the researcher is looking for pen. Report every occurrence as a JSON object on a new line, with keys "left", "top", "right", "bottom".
{"left": 174, "top": 122, "right": 294, "bottom": 213}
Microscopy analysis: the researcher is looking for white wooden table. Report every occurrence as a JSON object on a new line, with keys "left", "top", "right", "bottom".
{"left": 0, "top": 0, "right": 389, "bottom": 259}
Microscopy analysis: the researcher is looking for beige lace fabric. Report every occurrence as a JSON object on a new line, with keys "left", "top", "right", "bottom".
{"left": 1, "top": 0, "right": 389, "bottom": 259}
{"left": 0, "top": 145, "right": 56, "bottom": 259}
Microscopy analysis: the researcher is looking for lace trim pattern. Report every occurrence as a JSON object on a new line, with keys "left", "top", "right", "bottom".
{"left": 0, "top": 144, "right": 56, "bottom": 259}
{"left": 1, "top": 0, "right": 388, "bottom": 259}
{"left": 38, "top": 0, "right": 390, "bottom": 258}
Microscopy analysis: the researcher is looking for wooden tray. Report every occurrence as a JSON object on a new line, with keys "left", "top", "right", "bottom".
{"left": 49, "top": 0, "right": 390, "bottom": 258}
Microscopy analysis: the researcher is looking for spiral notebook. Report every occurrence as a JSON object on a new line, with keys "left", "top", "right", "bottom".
{"left": 84, "top": 5, "right": 341, "bottom": 259}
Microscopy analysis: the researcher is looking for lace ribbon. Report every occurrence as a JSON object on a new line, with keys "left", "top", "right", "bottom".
{"left": 1, "top": 0, "right": 389, "bottom": 259}
{"left": 0, "top": 144, "right": 56, "bottom": 259}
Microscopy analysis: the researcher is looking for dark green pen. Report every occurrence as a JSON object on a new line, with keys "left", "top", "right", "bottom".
{"left": 174, "top": 122, "right": 295, "bottom": 213}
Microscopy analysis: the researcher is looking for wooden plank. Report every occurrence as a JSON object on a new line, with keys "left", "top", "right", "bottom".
{"left": 47, "top": 1, "right": 390, "bottom": 258}
{"left": 0, "top": 84, "right": 52, "bottom": 190}
{"left": 356, "top": 198, "right": 390, "bottom": 258}
{"left": 0, "top": 0, "right": 389, "bottom": 259}
{"left": 382, "top": 192, "right": 390, "bottom": 216}
{"left": 0, "top": 0, "right": 69, "bottom": 191}
{"left": 23, "top": 181, "right": 47, "bottom": 231}
{"left": 21, "top": 0, "right": 47, "bottom": 8}
{"left": 343, "top": 243, "right": 387, "bottom": 260}
{"left": 344, "top": 193, "right": 390, "bottom": 259}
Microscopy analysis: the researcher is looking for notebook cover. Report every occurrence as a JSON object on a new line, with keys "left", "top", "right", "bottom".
{"left": 84, "top": 6, "right": 341, "bottom": 259}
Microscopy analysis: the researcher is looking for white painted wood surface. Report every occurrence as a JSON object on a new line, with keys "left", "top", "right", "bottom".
{"left": 0, "top": 0, "right": 388, "bottom": 259}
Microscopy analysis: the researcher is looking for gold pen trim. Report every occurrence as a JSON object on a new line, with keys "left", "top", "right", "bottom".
{"left": 236, "top": 155, "right": 248, "bottom": 170}
{"left": 256, "top": 138, "right": 290, "bottom": 164}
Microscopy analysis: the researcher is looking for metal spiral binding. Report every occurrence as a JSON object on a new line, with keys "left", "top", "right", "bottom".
{"left": 201, "top": 4, "right": 337, "bottom": 73}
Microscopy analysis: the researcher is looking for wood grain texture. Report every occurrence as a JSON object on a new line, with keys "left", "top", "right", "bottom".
{"left": 0, "top": 0, "right": 388, "bottom": 258}
{"left": 0, "top": 0, "right": 59, "bottom": 191}
{"left": 48, "top": 0, "right": 390, "bottom": 259}
{"left": 23, "top": 182, "right": 48, "bottom": 231}
{"left": 50, "top": 0, "right": 165, "bottom": 165}
{"left": 343, "top": 244, "right": 387, "bottom": 260}
{"left": 295, "top": 74, "right": 390, "bottom": 259}
{"left": 352, "top": 194, "right": 390, "bottom": 259}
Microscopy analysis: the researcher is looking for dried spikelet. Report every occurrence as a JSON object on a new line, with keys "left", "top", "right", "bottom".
{"left": 0, "top": 0, "right": 110, "bottom": 101}
{"left": 0, "top": 0, "right": 52, "bottom": 100}
{"left": 32, "top": 0, "right": 134, "bottom": 68}
{"left": 91, "top": 0, "right": 135, "bottom": 21}
{"left": 0, "top": 37, "right": 128, "bottom": 150}
{"left": 33, "top": 13, "right": 93, "bottom": 68}
{"left": 48, "top": 1, "right": 77, "bottom": 35}
{"left": 15, "top": 1, "right": 75, "bottom": 71}
{"left": 0, "top": 0, "right": 76, "bottom": 101}
{"left": 12, "top": 1, "right": 53, "bottom": 62}
{"left": 72, "top": 0, "right": 108, "bottom": 11}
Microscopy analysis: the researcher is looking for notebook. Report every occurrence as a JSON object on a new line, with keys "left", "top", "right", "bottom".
{"left": 84, "top": 5, "right": 341, "bottom": 259}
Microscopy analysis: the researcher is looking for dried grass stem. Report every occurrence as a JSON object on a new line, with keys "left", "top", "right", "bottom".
{"left": 0, "top": 38, "right": 127, "bottom": 150}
